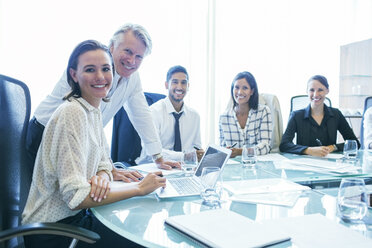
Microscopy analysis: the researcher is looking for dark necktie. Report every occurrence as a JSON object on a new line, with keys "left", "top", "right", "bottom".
{"left": 172, "top": 112, "right": 183, "bottom": 152}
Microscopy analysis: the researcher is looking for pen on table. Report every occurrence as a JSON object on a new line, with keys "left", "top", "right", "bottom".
{"left": 230, "top": 142, "right": 238, "bottom": 148}
{"left": 315, "top": 138, "right": 323, "bottom": 146}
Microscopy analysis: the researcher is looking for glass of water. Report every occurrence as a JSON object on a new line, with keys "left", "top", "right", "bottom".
{"left": 182, "top": 150, "right": 198, "bottom": 176}
{"left": 337, "top": 178, "right": 368, "bottom": 222}
{"left": 241, "top": 144, "right": 257, "bottom": 167}
{"left": 343, "top": 140, "right": 358, "bottom": 160}
{"left": 200, "top": 167, "right": 222, "bottom": 207}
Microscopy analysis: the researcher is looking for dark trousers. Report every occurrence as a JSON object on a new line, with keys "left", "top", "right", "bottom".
{"left": 26, "top": 117, "right": 45, "bottom": 168}
{"left": 24, "top": 209, "right": 143, "bottom": 248}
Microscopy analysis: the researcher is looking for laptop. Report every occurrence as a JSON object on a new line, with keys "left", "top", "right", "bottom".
{"left": 156, "top": 144, "right": 232, "bottom": 198}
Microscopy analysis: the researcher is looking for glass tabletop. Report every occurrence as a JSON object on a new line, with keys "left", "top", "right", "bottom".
{"left": 232, "top": 150, "right": 372, "bottom": 188}
{"left": 92, "top": 150, "right": 372, "bottom": 247}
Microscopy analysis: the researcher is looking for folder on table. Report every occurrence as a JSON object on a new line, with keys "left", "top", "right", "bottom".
{"left": 164, "top": 209, "right": 291, "bottom": 248}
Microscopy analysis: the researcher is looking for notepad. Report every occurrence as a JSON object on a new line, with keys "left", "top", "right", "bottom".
{"left": 164, "top": 209, "right": 291, "bottom": 248}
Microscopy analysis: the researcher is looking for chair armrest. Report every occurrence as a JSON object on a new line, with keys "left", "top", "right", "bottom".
{"left": 0, "top": 222, "right": 100, "bottom": 244}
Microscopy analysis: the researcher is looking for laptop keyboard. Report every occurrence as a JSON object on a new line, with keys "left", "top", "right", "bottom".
{"left": 168, "top": 177, "right": 201, "bottom": 195}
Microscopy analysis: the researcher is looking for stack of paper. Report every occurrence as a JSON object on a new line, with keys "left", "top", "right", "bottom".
{"left": 223, "top": 178, "right": 310, "bottom": 207}
{"left": 165, "top": 209, "right": 290, "bottom": 248}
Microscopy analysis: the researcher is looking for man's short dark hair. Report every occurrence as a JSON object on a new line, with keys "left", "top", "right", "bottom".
{"left": 166, "top": 65, "right": 189, "bottom": 82}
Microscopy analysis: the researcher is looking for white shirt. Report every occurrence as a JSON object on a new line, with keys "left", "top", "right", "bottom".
{"left": 364, "top": 107, "right": 372, "bottom": 149}
{"left": 136, "top": 97, "right": 202, "bottom": 163}
{"left": 22, "top": 98, "right": 113, "bottom": 224}
{"left": 34, "top": 70, "right": 162, "bottom": 156}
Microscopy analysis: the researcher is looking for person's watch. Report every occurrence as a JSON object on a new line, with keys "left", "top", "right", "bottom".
{"left": 152, "top": 153, "right": 163, "bottom": 162}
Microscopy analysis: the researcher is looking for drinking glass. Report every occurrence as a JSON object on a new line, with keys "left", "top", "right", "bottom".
{"left": 200, "top": 167, "right": 222, "bottom": 207}
{"left": 241, "top": 144, "right": 257, "bottom": 167}
{"left": 182, "top": 150, "right": 198, "bottom": 176}
{"left": 343, "top": 140, "right": 358, "bottom": 160}
{"left": 337, "top": 178, "right": 368, "bottom": 222}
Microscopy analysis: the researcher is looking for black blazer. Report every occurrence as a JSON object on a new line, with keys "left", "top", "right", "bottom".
{"left": 279, "top": 104, "right": 360, "bottom": 154}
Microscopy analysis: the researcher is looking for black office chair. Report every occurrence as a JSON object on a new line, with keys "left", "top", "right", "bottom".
{"left": 0, "top": 75, "right": 99, "bottom": 248}
{"left": 360, "top": 96, "right": 372, "bottom": 149}
{"left": 290, "top": 95, "right": 332, "bottom": 114}
{"left": 111, "top": 92, "right": 166, "bottom": 166}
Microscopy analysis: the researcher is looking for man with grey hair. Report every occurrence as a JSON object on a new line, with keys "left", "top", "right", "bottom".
{"left": 27, "top": 23, "right": 180, "bottom": 182}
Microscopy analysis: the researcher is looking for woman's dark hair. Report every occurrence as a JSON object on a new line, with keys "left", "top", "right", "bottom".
{"left": 63, "top": 40, "right": 113, "bottom": 102}
{"left": 307, "top": 75, "right": 329, "bottom": 89}
{"left": 231, "top": 71, "right": 259, "bottom": 110}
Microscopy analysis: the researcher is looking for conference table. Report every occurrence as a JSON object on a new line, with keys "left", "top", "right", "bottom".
{"left": 92, "top": 151, "right": 372, "bottom": 247}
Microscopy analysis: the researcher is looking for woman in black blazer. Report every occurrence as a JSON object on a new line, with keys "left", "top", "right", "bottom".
{"left": 280, "top": 75, "right": 360, "bottom": 157}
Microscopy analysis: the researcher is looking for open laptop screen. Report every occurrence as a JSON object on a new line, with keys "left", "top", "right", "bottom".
{"left": 194, "top": 146, "right": 230, "bottom": 177}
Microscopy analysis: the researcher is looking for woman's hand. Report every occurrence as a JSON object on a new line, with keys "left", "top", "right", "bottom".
{"left": 89, "top": 173, "right": 111, "bottom": 202}
{"left": 138, "top": 171, "right": 166, "bottom": 195}
{"left": 304, "top": 146, "right": 331, "bottom": 157}
{"left": 229, "top": 147, "right": 242, "bottom": 158}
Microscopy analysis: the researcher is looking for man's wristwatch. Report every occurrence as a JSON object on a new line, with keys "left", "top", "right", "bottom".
{"left": 152, "top": 153, "right": 163, "bottom": 162}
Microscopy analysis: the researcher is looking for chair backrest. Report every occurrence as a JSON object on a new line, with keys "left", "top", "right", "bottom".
{"left": 259, "top": 93, "right": 283, "bottom": 153}
{"left": 0, "top": 75, "right": 32, "bottom": 247}
{"left": 290, "top": 95, "right": 332, "bottom": 114}
{"left": 360, "top": 96, "right": 372, "bottom": 149}
{"left": 111, "top": 92, "right": 166, "bottom": 166}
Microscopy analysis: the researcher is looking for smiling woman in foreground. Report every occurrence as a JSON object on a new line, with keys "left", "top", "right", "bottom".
{"left": 22, "top": 40, "right": 165, "bottom": 248}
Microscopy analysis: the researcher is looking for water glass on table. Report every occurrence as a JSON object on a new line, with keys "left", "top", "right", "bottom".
{"left": 343, "top": 140, "right": 358, "bottom": 160}
{"left": 200, "top": 167, "right": 222, "bottom": 207}
{"left": 182, "top": 150, "right": 198, "bottom": 176}
{"left": 337, "top": 178, "right": 368, "bottom": 222}
{"left": 241, "top": 144, "right": 257, "bottom": 167}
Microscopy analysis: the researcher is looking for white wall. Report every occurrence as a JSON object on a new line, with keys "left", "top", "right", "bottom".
{"left": 1, "top": 0, "right": 371, "bottom": 148}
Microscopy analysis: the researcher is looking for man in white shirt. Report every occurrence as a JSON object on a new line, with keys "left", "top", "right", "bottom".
{"left": 364, "top": 107, "right": 372, "bottom": 149}
{"left": 26, "top": 24, "right": 180, "bottom": 182}
{"left": 136, "top": 65, "right": 204, "bottom": 164}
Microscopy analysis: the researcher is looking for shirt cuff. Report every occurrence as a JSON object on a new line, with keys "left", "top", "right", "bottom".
{"left": 68, "top": 185, "right": 91, "bottom": 210}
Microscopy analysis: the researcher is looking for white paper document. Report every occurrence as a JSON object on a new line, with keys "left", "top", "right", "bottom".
{"left": 261, "top": 214, "right": 372, "bottom": 248}
{"left": 224, "top": 178, "right": 309, "bottom": 207}
{"left": 165, "top": 209, "right": 291, "bottom": 248}
{"left": 325, "top": 153, "right": 344, "bottom": 159}
{"left": 227, "top": 158, "right": 240, "bottom": 164}
{"left": 223, "top": 178, "right": 310, "bottom": 195}
{"left": 131, "top": 163, "right": 183, "bottom": 176}
{"left": 257, "top": 153, "right": 290, "bottom": 162}
{"left": 285, "top": 158, "right": 359, "bottom": 174}
{"left": 230, "top": 191, "right": 303, "bottom": 207}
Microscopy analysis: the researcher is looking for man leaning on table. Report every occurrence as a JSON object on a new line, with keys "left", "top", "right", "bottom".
{"left": 136, "top": 65, "right": 204, "bottom": 164}
{"left": 26, "top": 23, "right": 180, "bottom": 182}
{"left": 364, "top": 107, "right": 372, "bottom": 149}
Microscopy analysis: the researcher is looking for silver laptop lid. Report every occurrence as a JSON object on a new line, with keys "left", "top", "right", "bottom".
{"left": 194, "top": 144, "right": 232, "bottom": 177}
